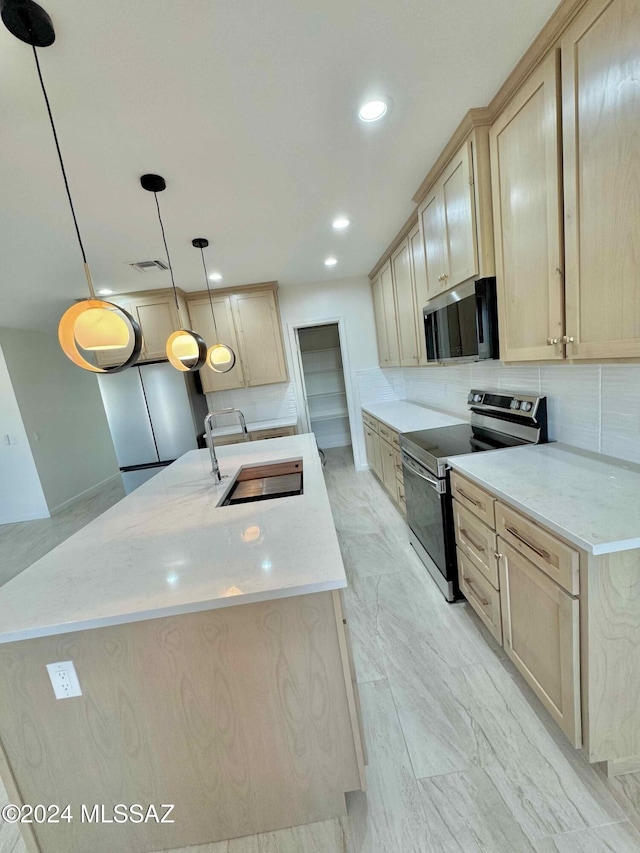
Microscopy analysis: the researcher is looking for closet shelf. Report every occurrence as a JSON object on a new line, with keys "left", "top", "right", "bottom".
{"left": 310, "top": 411, "right": 349, "bottom": 422}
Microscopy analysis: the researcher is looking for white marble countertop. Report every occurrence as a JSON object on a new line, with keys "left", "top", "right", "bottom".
{"left": 362, "top": 400, "right": 466, "bottom": 433}
{"left": 0, "top": 434, "right": 346, "bottom": 644}
{"left": 204, "top": 415, "right": 298, "bottom": 439}
{"left": 447, "top": 443, "right": 640, "bottom": 555}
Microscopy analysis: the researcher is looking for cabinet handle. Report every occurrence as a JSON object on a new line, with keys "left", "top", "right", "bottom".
{"left": 547, "top": 337, "right": 558, "bottom": 345}
{"left": 460, "top": 528, "right": 485, "bottom": 552}
{"left": 505, "top": 525, "right": 551, "bottom": 561}
{"left": 561, "top": 335, "right": 575, "bottom": 344}
{"left": 494, "top": 552, "right": 502, "bottom": 561}
{"left": 464, "top": 576, "right": 489, "bottom": 607}
{"left": 456, "top": 487, "right": 480, "bottom": 507}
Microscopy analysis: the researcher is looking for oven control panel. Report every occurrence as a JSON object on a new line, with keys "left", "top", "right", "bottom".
{"left": 467, "top": 390, "right": 542, "bottom": 420}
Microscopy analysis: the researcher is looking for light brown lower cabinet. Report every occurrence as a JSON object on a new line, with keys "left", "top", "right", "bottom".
{"left": 364, "top": 424, "right": 383, "bottom": 480}
{"left": 362, "top": 411, "right": 404, "bottom": 515}
{"left": 498, "top": 537, "right": 581, "bottom": 748}
{"left": 380, "top": 437, "right": 398, "bottom": 500}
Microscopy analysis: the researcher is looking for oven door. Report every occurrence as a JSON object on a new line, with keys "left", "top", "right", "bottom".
{"left": 402, "top": 450, "right": 456, "bottom": 600}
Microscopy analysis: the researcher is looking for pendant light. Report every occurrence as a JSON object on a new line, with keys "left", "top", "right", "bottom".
{"left": 140, "top": 175, "right": 206, "bottom": 372}
{"left": 192, "top": 238, "right": 236, "bottom": 373}
{"left": 1, "top": 0, "right": 143, "bottom": 373}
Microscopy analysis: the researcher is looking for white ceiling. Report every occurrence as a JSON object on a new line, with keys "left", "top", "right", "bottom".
{"left": 0, "top": 0, "right": 558, "bottom": 332}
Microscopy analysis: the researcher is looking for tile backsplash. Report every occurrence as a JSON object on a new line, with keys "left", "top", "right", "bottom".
{"left": 205, "top": 382, "right": 298, "bottom": 427}
{"left": 358, "top": 363, "right": 640, "bottom": 466}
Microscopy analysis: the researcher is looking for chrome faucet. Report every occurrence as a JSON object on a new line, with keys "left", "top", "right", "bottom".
{"left": 204, "top": 408, "right": 249, "bottom": 483}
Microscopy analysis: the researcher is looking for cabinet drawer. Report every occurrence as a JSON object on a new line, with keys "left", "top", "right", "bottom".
{"left": 362, "top": 411, "right": 379, "bottom": 432}
{"left": 458, "top": 548, "right": 502, "bottom": 644}
{"left": 378, "top": 423, "right": 400, "bottom": 449}
{"left": 496, "top": 502, "right": 579, "bottom": 595}
{"left": 453, "top": 501, "right": 499, "bottom": 588}
{"left": 450, "top": 472, "right": 496, "bottom": 527}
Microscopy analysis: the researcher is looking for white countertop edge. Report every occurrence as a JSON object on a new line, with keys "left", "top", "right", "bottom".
{"left": 446, "top": 457, "right": 621, "bottom": 556}
{"left": 204, "top": 416, "right": 299, "bottom": 439}
{"left": 0, "top": 577, "right": 348, "bottom": 645}
{"left": 362, "top": 401, "right": 466, "bottom": 432}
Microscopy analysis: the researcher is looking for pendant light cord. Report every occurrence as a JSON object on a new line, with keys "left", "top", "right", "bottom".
{"left": 199, "top": 246, "right": 219, "bottom": 339}
{"left": 31, "top": 45, "right": 88, "bottom": 266}
{"left": 152, "top": 192, "right": 181, "bottom": 316}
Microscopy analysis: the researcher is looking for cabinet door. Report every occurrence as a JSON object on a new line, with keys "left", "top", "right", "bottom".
{"left": 371, "top": 274, "right": 390, "bottom": 366}
{"left": 408, "top": 223, "right": 429, "bottom": 366}
{"left": 232, "top": 290, "right": 288, "bottom": 387}
{"left": 134, "top": 298, "right": 180, "bottom": 361}
{"left": 380, "top": 438, "right": 398, "bottom": 499}
{"left": 490, "top": 52, "right": 564, "bottom": 362}
{"left": 391, "top": 240, "right": 419, "bottom": 366}
{"left": 441, "top": 140, "right": 478, "bottom": 288}
{"left": 419, "top": 188, "right": 448, "bottom": 300}
{"left": 562, "top": 0, "right": 640, "bottom": 359}
{"left": 187, "top": 297, "right": 245, "bottom": 392}
{"left": 365, "top": 426, "right": 382, "bottom": 479}
{"left": 498, "top": 538, "right": 581, "bottom": 747}
{"left": 380, "top": 261, "right": 400, "bottom": 366}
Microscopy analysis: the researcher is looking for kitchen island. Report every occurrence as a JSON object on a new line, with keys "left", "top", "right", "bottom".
{"left": 0, "top": 434, "right": 365, "bottom": 853}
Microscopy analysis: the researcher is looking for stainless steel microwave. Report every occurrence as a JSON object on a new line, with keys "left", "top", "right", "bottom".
{"left": 423, "top": 277, "right": 498, "bottom": 363}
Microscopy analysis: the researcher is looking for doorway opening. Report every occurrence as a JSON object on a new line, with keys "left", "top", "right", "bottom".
{"left": 296, "top": 323, "right": 353, "bottom": 461}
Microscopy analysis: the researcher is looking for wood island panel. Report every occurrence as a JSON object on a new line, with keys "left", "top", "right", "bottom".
{"left": 0, "top": 591, "right": 363, "bottom": 853}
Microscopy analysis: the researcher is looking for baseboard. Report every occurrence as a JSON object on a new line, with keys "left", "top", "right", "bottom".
{"left": 355, "top": 462, "right": 370, "bottom": 472}
{"left": 49, "top": 472, "right": 122, "bottom": 516}
{"left": 0, "top": 507, "right": 50, "bottom": 524}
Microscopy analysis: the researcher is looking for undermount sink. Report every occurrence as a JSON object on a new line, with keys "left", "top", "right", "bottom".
{"left": 220, "top": 459, "right": 303, "bottom": 506}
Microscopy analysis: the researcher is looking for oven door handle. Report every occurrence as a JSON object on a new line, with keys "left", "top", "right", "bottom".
{"left": 402, "top": 454, "right": 444, "bottom": 493}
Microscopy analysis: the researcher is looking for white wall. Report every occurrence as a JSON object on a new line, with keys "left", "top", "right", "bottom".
{"left": 0, "top": 328, "right": 120, "bottom": 514}
{"left": 278, "top": 276, "right": 379, "bottom": 469}
{"left": 0, "top": 345, "right": 49, "bottom": 524}
{"left": 358, "top": 361, "right": 640, "bottom": 467}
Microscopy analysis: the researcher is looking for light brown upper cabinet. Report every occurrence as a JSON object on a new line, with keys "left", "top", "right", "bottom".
{"left": 391, "top": 240, "right": 420, "bottom": 366}
{"left": 371, "top": 272, "right": 390, "bottom": 365}
{"left": 408, "top": 222, "right": 429, "bottom": 365}
{"left": 380, "top": 261, "right": 400, "bottom": 366}
{"left": 417, "top": 131, "right": 494, "bottom": 303}
{"left": 187, "top": 295, "right": 245, "bottom": 392}
{"left": 232, "top": 289, "right": 288, "bottom": 386}
{"left": 97, "top": 290, "right": 186, "bottom": 366}
{"left": 561, "top": 0, "right": 640, "bottom": 360}
{"left": 186, "top": 283, "right": 287, "bottom": 393}
{"left": 374, "top": 223, "right": 431, "bottom": 369}
{"left": 490, "top": 52, "right": 564, "bottom": 362}
{"left": 371, "top": 261, "right": 400, "bottom": 367}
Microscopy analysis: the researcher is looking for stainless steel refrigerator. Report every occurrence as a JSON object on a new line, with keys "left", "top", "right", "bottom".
{"left": 98, "top": 363, "right": 208, "bottom": 494}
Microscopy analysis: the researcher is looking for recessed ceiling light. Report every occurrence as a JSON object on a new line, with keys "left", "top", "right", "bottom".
{"left": 209, "top": 272, "right": 223, "bottom": 281}
{"left": 332, "top": 216, "right": 350, "bottom": 230}
{"left": 359, "top": 99, "right": 388, "bottom": 122}
{"left": 324, "top": 257, "right": 338, "bottom": 267}
{"left": 97, "top": 288, "right": 113, "bottom": 296}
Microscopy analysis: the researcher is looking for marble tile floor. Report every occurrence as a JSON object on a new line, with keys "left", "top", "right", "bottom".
{"left": 3, "top": 448, "right": 640, "bottom": 852}
{"left": 0, "top": 476, "right": 125, "bottom": 588}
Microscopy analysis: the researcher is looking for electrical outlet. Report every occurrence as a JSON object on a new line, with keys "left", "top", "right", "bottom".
{"left": 46, "top": 661, "right": 82, "bottom": 700}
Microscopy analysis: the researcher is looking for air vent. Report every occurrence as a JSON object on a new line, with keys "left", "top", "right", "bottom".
{"left": 128, "top": 259, "right": 169, "bottom": 273}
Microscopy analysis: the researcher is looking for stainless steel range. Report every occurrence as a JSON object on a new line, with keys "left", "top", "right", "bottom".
{"left": 400, "top": 390, "right": 548, "bottom": 601}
